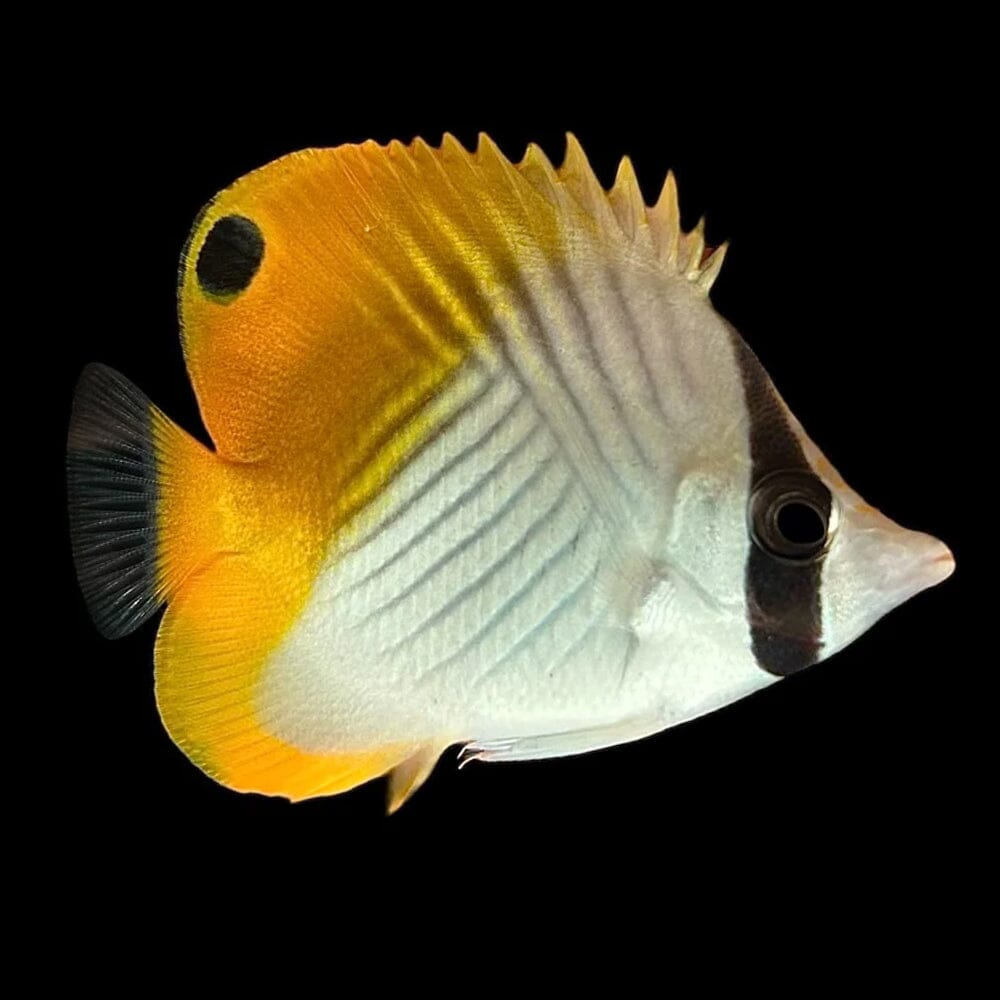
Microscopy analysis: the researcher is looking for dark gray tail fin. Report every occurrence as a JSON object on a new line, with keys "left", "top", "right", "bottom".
{"left": 67, "top": 364, "right": 162, "bottom": 638}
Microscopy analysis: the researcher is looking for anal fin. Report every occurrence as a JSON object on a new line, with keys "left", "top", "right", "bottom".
{"left": 156, "top": 554, "right": 412, "bottom": 801}
{"left": 387, "top": 745, "right": 448, "bottom": 814}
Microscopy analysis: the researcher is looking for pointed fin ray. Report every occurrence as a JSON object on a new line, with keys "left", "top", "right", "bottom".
{"left": 609, "top": 156, "right": 648, "bottom": 244}
{"left": 518, "top": 141, "right": 561, "bottom": 200}
{"left": 681, "top": 217, "right": 707, "bottom": 278}
{"left": 648, "top": 170, "right": 682, "bottom": 266}
{"left": 559, "top": 133, "right": 619, "bottom": 228}
{"left": 386, "top": 744, "right": 447, "bottom": 814}
{"left": 697, "top": 242, "right": 729, "bottom": 292}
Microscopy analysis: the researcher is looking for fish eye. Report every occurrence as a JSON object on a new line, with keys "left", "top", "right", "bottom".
{"left": 195, "top": 214, "right": 265, "bottom": 298}
{"left": 749, "top": 469, "right": 833, "bottom": 563}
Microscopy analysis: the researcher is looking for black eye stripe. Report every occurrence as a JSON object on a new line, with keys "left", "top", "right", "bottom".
{"left": 728, "top": 330, "right": 827, "bottom": 677}
{"left": 195, "top": 215, "right": 264, "bottom": 298}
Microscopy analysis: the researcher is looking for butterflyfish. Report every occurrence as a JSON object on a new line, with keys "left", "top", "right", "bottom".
{"left": 67, "top": 134, "right": 955, "bottom": 811}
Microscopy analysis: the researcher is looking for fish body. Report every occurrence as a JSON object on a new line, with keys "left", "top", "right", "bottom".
{"left": 67, "top": 135, "right": 954, "bottom": 810}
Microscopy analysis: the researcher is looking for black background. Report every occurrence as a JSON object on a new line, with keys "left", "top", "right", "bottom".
{"left": 46, "top": 67, "right": 978, "bottom": 898}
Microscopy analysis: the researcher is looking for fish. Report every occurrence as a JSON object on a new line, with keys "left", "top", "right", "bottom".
{"left": 67, "top": 134, "right": 955, "bottom": 812}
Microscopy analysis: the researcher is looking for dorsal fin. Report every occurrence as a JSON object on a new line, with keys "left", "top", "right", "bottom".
{"left": 177, "top": 134, "right": 725, "bottom": 464}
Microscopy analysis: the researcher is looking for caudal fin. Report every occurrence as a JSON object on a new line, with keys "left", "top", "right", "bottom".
{"left": 67, "top": 364, "right": 223, "bottom": 638}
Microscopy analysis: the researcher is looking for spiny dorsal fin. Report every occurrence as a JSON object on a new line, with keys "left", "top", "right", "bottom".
{"left": 180, "top": 133, "right": 726, "bottom": 461}
{"left": 512, "top": 135, "right": 726, "bottom": 295}
{"left": 615, "top": 159, "right": 725, "bottom": 292}
{"left": 429, "top": 132, "right": 723, "bottom": 290}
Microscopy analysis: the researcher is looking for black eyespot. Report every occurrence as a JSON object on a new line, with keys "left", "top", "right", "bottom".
{"left": 749, "top": 469, "right": 833, "bottom": 563}
{"left": 195, "top": 215, "right": 264, "bottom": 297}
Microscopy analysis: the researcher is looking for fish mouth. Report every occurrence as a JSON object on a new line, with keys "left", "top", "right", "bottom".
{"left": 889, "top": 532, "right": 955, "bottom": 602}
{"left": 928, "top": 545, "right": 957, "bottom": 581}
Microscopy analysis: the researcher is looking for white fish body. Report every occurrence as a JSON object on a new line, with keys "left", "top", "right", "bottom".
{"left": 67, "top": 136, "right": 954, "bottom": 808}
{"left": 264, "top": 280, "right": 759, "bottom": 756}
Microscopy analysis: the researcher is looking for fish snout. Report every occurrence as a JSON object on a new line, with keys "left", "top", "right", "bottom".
{"left": 820, "top": 500, "right": 955, "bottom": 657}
{"left": 870, "top": 527, "right": 955, "bottom": 605}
